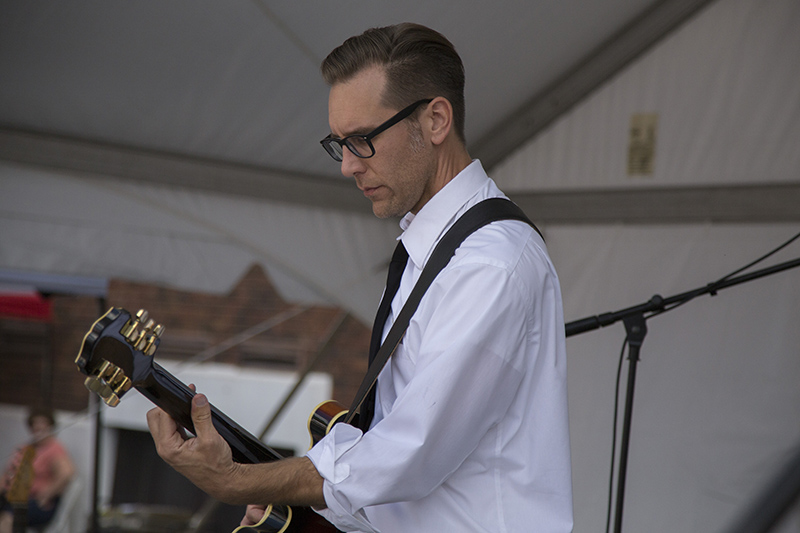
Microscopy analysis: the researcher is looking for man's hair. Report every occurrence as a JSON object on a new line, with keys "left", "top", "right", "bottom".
{"left": 321, "top": 23, "right": 466, "bottom": 143}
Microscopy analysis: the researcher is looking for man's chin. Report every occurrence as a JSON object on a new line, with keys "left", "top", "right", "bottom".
{"left": 371, "top": 201, "right": 403, "bottom": 219}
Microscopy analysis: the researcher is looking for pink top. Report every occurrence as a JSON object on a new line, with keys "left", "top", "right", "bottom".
{"left": 3, "top": 438, "right": 69, "bottom": 499}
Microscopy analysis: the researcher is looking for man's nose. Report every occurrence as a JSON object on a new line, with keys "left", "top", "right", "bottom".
{"left": 340, "top": 147, "right": 365, "bottom": 178}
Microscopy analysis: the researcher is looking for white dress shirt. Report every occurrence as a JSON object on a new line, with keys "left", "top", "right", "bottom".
{"left": 307, "top": 160, "right": 573, "bottom": 532}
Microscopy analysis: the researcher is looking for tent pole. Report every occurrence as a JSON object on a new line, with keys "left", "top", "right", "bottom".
{"left": 88, "top": 297, "right": 107, "bottom": 533}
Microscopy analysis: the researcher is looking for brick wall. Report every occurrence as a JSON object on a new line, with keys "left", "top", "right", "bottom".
{"left": 0, "top": 264, "right": 370, "bottom": 414}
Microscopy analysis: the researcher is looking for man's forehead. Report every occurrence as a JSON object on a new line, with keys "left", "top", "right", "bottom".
{"left": 331, "top": 64, "right": 386, "bottom": 99}
{"left": 328, "top": 66, "right": 390, "bottom": 135}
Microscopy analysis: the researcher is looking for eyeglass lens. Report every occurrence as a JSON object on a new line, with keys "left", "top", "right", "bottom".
{"left": 321, "top": 99, "right": 432, "bottom": 162}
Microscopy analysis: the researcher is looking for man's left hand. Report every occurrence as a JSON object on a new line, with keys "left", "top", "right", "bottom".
{"left": 147, "top": 392, "right": 241, "bottom": 502}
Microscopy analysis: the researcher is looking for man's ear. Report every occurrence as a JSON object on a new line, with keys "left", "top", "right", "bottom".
{"left": 428, "top": 97, "right": 453, "bottom": 146}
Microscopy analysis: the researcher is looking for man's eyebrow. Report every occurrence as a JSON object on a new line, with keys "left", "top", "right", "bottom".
{"left": 333, "top": 126, "right": 369, "bottom": 138}
{"left": 334, "top": 118, "right": 384, "bottom": 138}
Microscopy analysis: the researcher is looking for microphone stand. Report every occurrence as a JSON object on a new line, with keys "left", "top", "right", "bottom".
{"left": 564, "top": 256, "right": 800, "bottom": 533}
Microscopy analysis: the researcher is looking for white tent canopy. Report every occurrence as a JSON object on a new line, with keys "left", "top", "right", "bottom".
{"left": 2, "top": 0, "right": 800, "bottom": 531}
{"left": 0, "top": 161, "right": 399, "bottom": 321}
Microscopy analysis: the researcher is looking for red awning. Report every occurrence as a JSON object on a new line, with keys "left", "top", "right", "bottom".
{"left": 0, "top": 293, "right": 52, "bottom": 322}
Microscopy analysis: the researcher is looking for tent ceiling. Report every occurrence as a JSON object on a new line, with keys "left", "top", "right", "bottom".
{"left": 0, "top": 0, "right": 724, "bottom": 215}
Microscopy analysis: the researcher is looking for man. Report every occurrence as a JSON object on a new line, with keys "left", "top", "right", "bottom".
{"left": 148, "top": 22, "right": 573, "bottom": 532}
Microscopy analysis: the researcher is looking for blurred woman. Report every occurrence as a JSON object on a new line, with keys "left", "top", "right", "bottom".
{"left": 0, "top": 407, "right": 75, "bottom": 533}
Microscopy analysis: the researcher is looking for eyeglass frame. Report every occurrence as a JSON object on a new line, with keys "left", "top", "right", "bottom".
{"left": 320, "top": 98, "right": 434, "bottom": 162}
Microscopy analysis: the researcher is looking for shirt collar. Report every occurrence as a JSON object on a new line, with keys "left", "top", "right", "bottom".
{"left": 399, "top": 160, "right": 490, "bottom": 270}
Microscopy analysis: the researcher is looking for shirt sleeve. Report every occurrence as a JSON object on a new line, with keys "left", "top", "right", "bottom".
{"left": 307, "top": 240, "right": 547, "bottom": 530}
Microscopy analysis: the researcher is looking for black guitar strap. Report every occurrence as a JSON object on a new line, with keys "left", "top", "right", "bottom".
{"left": 344, "top": 197, "right": 542, "bottom": 427}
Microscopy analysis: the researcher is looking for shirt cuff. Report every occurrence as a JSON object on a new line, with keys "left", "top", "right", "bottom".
{"left": 306, "top": 423, "right": 379, "bottom": 532}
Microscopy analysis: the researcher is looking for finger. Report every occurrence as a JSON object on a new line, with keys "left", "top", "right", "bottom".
{"left": 190, "top": 393, "right": 214, "bottom": 440}
{"left": 241, "top": 505, "right": 268, "bottom": 526}
{"left": 146, "top": 407, "right": 183, "bottom": 456}
{"left": 146, "top": 406, "right": 175, "bottom": 439}
{"left": 189, "top": 383, "right": 196, "bottom": 392}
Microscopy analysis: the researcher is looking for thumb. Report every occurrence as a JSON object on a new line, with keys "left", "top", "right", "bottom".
{"left": 191, "top": 393, "right": 214, "bottom": 438}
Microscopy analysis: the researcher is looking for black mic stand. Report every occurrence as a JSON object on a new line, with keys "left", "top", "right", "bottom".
{"left": 564, "top": 256, "right": 800, "bottom": 533}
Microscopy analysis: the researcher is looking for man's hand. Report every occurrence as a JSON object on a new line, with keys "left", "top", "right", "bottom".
{"left": 147, "top": 392, "right": 241, "bottom": 502}
{"left": 147, "top": 388, "right": 327, "bottom": 508}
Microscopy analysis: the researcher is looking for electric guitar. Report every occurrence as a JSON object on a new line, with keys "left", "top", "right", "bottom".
{"left": 75, "top": 307, "right": 347, "bottom": 533}
{"left": 6, "top": 445, "right": 36, "bottom": 533}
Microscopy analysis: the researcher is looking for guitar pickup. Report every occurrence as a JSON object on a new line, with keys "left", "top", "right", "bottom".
{"left": 84, "top": 360, "right": 132, "bottom": 407}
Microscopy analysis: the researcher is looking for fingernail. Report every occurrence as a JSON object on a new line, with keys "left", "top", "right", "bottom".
{"left": 194, "top": 394, "right": 208, "bottom": 407}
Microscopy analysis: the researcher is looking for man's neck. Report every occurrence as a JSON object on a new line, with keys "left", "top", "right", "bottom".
{"left": 433, "top": 143, "right": 473, "bottom": 196}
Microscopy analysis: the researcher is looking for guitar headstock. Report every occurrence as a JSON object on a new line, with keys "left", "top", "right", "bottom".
{"left": 75, "top": 307, "right": 165, "bottom": 407}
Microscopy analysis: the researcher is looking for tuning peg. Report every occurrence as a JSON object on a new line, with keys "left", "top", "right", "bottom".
{"left": 132, "top": 328, "right": 147, "bottom": 348}
{"left": 122, "top": 309, "right": 150, "bottom": 341}
{"left": 134, "top": 331, "right": 149, "bottom": 352}
{"left": 142, "top": 323, "right": 164, "bottom": 356}
{"left": 84, "top": 376, "right": 119, "bottom": 407}
{"left": 143, "top": 334, "right": 158, "bottom": 356}
{"left": 120, "top": 318, "right": 137, "bottom": 341}
{"left": 137, "top": 317, "right": 164, "bottom": 356}
{"left": 83, "top": 361, "right": 132, "bottom": 407}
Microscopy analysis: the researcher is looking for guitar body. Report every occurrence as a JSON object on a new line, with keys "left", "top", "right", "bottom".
{"left": 76, "top": 307, "right": 346, "bottom": 533}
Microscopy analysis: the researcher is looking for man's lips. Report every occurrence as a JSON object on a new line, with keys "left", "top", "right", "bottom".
{"left": 362, "top": 185, "right": 384, "bottom": 198}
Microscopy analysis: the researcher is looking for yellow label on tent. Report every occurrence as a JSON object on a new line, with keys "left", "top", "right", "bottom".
{"left": 628, "top": 113, "right": 658, "bottom": 176}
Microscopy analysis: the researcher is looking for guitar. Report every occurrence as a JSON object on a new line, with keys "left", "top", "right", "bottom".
{"left": 75, "top": 307, "right": 347, "bottom": 533}
{"left": 5, "top": 445, "right": 36, "bottom": 533}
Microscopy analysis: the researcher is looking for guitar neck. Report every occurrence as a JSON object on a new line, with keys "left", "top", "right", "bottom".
{"left": 141, "top": 362, "right": 283, "bottom": 464}
{"left": 77, "top": 308, "right": 347, "bottom": 533}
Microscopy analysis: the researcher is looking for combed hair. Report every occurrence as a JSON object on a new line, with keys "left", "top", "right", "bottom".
{"left": 321, "top": 23, "right": 466, "bottom": 143}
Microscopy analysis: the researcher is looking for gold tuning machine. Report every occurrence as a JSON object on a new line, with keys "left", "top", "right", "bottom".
{"left": 120, "top": 308, "right": 165, "bottom": 356}
{"left": 84, "top": 360, "right": 132, "bottom": 407}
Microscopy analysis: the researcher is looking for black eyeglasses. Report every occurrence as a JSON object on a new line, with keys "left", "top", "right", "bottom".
{"left": 320, "top": 99, "right": 433, "bottom": 162}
